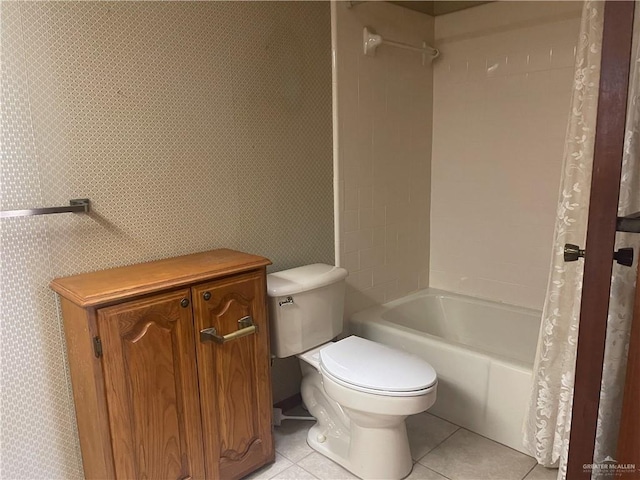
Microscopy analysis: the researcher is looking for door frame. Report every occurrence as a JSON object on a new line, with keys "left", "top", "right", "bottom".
{"left": 566, "top": 1, "right": 636, "bottom": 478}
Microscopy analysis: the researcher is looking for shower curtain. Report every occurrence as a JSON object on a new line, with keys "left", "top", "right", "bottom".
{"left": 523, "top": 1, "right": 640, "bottom": 478}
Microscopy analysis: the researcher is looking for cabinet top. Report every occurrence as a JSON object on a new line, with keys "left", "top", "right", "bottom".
{"left": 50, "top": 249, "right": 271, "bottom": 307}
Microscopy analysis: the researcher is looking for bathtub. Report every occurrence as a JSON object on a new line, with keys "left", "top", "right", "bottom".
{"left": 349, "top": 288, "right": 541, "bottom": 455}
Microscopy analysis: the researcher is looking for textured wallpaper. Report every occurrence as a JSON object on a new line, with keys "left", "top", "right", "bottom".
{"left": 0, "top": 1, "right": 333, "bottom": 477}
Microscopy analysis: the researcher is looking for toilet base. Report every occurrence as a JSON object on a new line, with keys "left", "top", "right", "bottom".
{"left": 299, "top": 360, "right": 421, "bottom": 479}
{"left": 306, "top": 422, "right": 351, "bottom": 472}
{"left": 306, "top": 418, "right": 413, "bottom": 480}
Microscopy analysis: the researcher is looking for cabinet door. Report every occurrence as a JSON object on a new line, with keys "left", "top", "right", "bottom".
{"left": 98, "top": 289, "right": 205, "bottom": 480}
{"left": 192, "top": 270, "right": 274, "bottom": 480}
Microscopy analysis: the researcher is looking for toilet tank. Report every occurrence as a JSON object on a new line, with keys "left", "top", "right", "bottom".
{"left": 267, "top": 264, "right": 348, "bottom": 358}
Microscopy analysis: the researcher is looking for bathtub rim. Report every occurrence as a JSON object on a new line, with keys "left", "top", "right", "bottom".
{"left": 349, "top": 287, "right": 541, "bottom": 371}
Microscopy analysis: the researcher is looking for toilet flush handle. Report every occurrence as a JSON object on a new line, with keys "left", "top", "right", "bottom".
{"left": 279, "top": 296, "right": 294, "bottom": 307}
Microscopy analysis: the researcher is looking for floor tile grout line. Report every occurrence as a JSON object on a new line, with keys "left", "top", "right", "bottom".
{"left": 293, "top": 450, "right": 314, "bottom": 465}
{"left": 520, "top": 462, "right": 538, "bottom": 480}
{"left": 422, "top": 464, "right": 455, "bottom": 480}
{"left": 425, "top": 412, "right": 457, "bottom": 425}
{"left": 423, "top": 412, "right": 539, "bottom": 461}
{"left": 451, "top": 426, "right": 537, "bottom": 459}
{"left": 415, "top": 425, "right": 462, "bottom": 467}
{"left": 418, "top": 425, "right": 539, "bottom": 464}
{"left": 274, "top": 450, "right": 307, "bottom": 465}
{"left": 268, "top": 462, "right": 320, "bottom": 480}
{"left": 246, "top": 456, "right": 292, "bottom": 480}
{"left": 265, "top": 463, "right": 290, "bottom": 480}
{"left": 417, "top": 427, "right": 543, "bottom": 480}
{"left": 291, "top": 459, "right": 322, "bottom": 480}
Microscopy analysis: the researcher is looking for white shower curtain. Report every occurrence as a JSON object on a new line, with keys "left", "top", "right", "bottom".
{"left": 523, "top": 1, "right": 640, "bottom": 479}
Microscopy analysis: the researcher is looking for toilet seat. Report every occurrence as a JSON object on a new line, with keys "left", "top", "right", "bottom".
{"left": 319, "top": 336, "right": 437, "bottom": 397}
{"left": 320, "top": 365, "right": 436, "bottom": 397}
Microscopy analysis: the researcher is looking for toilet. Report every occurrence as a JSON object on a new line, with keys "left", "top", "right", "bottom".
{"left": 267, "top": 264, "right": 438, "bottom": 480}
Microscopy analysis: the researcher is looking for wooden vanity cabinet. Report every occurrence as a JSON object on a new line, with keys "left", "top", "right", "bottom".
{"left": 98, "top": 288, "right": 206, "bottom": 479}
{"left": 51, "top": 249, "right": 274, "bottom": 480}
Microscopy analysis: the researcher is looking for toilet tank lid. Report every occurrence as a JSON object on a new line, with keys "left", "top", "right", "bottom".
{"left": 267, "top": 264, "right": 348, "bottom": 297}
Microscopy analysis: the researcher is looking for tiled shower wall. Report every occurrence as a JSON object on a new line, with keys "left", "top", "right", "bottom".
{"left": 0, "top": 2, "right": 332, "bottom": 477}
{"left": 334, "top": 2, "right": 434, "bottom": 319}
{"left": 430, "top": 2, "right": 582, "bottom": 309}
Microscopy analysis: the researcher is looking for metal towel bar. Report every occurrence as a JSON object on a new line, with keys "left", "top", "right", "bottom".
{"left": 0, "top": 199, "right": 90, "bottom": 218}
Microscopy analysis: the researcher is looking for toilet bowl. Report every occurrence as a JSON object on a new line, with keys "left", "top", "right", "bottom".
{"left": 297, "top": 336, "right": 437, "bottom": 480}
{"left": 267, "top": 264, "right": 438, "bottom": 479}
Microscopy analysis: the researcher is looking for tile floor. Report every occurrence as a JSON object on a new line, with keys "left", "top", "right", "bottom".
{"left": 246, "top": 411, "right": 559, "bottom": 480}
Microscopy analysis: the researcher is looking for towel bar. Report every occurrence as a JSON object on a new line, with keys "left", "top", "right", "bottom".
{"left": 0, "top": 199, "right": 90, "bottom": 218}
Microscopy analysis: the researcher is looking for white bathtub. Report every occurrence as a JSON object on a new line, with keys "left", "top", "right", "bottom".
{"left": 350, "top": 288, "right": 541, "bottom": 455}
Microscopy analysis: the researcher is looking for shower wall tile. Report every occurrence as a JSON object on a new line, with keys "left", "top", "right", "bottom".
{"left": 334, "top": 1, "right": 434, "bottom": 320}
{"left": 1, "top": 2, "right": 332, "bottom": 478}
{"left": 430, "top": 1, "right": 582, "bottom": 310}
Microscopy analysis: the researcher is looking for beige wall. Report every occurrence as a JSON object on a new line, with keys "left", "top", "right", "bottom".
{"left": 0, "top": 2, "right": 332, "bottom": 478}
{"left": 430, "top": 1, "right": 582, "bottom": 309}
{"left": 334, "top": 1, "right": 434, "bottom": 320}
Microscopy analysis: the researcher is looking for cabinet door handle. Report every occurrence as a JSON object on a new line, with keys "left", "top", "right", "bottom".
{"left": 199, "top": 316, "right": 256, "bottom": 344}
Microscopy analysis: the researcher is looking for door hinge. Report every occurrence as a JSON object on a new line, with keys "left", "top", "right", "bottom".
{"left": 93, "top": 336, "right": 103, "bottom": 358}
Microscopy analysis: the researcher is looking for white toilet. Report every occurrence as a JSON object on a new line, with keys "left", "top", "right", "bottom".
{"left": 267, "top": 264, "right": 438, "bottom": 480}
